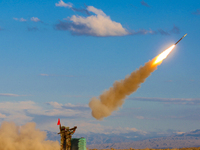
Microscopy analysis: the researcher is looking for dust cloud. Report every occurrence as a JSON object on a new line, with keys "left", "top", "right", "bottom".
{"left": 0, "top": 121, "right": 59, "bottom": 150}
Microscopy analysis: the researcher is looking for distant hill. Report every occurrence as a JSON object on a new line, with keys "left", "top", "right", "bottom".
{"left": 88, "top": 130, "right": 200, "bottom": 149}
{"left": 45, "top": 130, "right": 166, "bottom": 145}
{"left": 45, "top": 129, "right": 200, "bottom": 149}
{"left": 45, "top": 131, "right": 135, "bottom": 144}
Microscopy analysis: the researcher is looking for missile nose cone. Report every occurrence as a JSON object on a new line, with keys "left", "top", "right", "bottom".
{"left": 175, "top": 34, "right": 187, "bottom": 45}
{"left": 184, "top": 33, "right": 187, "bottom": 37}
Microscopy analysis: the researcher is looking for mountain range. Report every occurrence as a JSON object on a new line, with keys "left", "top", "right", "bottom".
{"left": 46, "top": 129, "right": 200, "bottom": 149}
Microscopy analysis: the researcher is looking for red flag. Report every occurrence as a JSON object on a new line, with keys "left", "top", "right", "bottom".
{"left": 57, "top": 118, "right": 60, "bottom": 125}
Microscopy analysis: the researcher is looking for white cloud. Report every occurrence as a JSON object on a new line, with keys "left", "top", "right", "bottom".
{"left": 14, "top": 17, "right": 41, "bottom": 22}
{"left": 74, "top": 122, "right": 146, "bottom": 134}
{"left": 0, "top": 101, "right": 37, "bottom": 124}
{"left": 87, "top": 6, "right": 106, "bottom": 16}
{"left": 55, "top": 6, "right": 129, "bottom": 36}
{"left": 47, "top": 102, "right": 63, "bottom": 109}
{"left": 31, "top": 17, "right": 40, "bottom": 22}
{"left": 0, "top": 101, "right": 90, "bottom": 125}
{"left": 63, "top": 103, "right": 89, "bottom": 108}
{"left": 39, "top": 102, "right": 90, "bottom": 117}
{"left": 0, "top": 101, "right": 146, "bottom": 135}
{"left": 70, "top": 14, "right": 128, "bottom": 36}
{"left": 13, "top": 17, "right": 18, "bottom": 21}
{"left": 13, "top": 17, "right": 27, "bottom": 22}
{"left": 175, "top": 132, "right": 185, "bottom": 135}
{"left": 128, "top": 97, "right": 200, "bottom": 105}
{"left": 74, "top": 122, "right": 107, "bottom": 134}
{"left": 0, "top": 113, "right": 6, "bottom": 118}
{"left": 136, "top": 116, "right": 145, "bottom": 119}
{"left": 19, "top": 18, "right": 27, "bottom": 22}
{"left": 128, "top": 127, "right": 139, "bottom": 132}
{"left": 53, "top": 121, "right": 144, "bottom": 134}
{"left": 40, "top": 120, "right": 145, "bottom": 134}
{"left": 39, "top": 73, "right": 76, "bottom": 77}
{"left": 40, "top": 74, "right": 49, "bottom": 76}
{"left": 55, "top": 0, "right": 72, "bottom": 8}
{"left": 0, "top": 93, "right": 26, "bottom": 97}
{"left": 55, "top": 4, "right": 171, "bottom": 36}
{"left": 63, "top": 95, "right": 93, "bottom": 98}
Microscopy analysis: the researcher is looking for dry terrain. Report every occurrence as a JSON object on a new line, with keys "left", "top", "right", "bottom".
{"left": 89, "top": 147, "right": 200, "bottom": 150}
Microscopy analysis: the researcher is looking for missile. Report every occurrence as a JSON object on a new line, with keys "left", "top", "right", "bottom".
{"left": 175, "top": 33, "right": 187, "bottom": 45}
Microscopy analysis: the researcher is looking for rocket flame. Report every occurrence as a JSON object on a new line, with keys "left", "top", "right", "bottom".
{"left": 153, "top": 44, "right": 175, "bottom": 65}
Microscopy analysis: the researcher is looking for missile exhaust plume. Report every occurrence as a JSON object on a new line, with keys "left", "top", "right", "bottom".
{"left": 152, "top": 45, "right": 175, "bottom": 65}
{"left": 89, "top": 45, "right": 177, "bottom": 120}
{"left": 0, "top": 121, "right": 59, "bottom": 150}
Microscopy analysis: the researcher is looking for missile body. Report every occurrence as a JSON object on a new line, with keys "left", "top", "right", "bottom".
{"left": 175, "top": 34, "right": 187, "bottom": 45}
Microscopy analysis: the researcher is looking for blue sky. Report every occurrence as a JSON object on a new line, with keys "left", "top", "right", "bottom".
{"left": 0, "top": 0, "right": 200, "bottom": 138}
